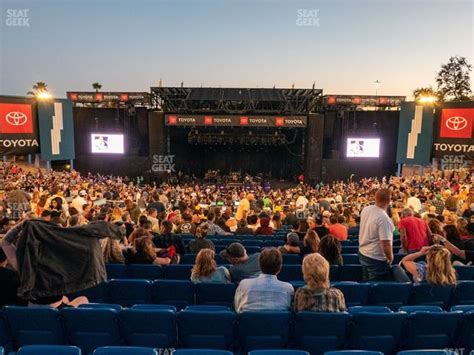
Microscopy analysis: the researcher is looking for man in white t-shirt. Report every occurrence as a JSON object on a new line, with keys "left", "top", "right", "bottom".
{"left": 406, "top": 191, "right": 422, "bottom": 213}
{"left": 358, "top": 188, "right": 394, "bottom": 281}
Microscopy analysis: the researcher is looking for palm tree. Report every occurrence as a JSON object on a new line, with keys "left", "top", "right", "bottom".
{"left": 92, "top": 82, "right": 102, "bottom": 92}
{"left": 27, "top": 81, "right": 48, "bottom": 96}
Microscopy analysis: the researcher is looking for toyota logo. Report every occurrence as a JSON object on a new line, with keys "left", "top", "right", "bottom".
{"left": 5, "top": 112, "right": 28, "bottom": 126}
{"left": 445, "top": 116, "right": 468, "bottom": 131}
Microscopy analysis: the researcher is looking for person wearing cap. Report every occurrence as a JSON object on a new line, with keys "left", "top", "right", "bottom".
{"left": 220, "top": 242, "right": 261, "bottom": 283}
{"left": 235, "top": 193, "right": 254, "bottom": 221}
{"left": 278, "top": 233, "right": 301, "bottom": 254}
{"left": 71, "top": 190, "right": 88, "bottom": 214}
{"left": 234, "top": 248, "right": 293, "bottom": 313}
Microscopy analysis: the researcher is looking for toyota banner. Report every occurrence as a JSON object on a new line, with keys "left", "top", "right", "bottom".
{"left": 432, "top": 103, "right": 474, "bottom": 161}
{"left": 0, "top": 96, "right": 40, "bottom": 155}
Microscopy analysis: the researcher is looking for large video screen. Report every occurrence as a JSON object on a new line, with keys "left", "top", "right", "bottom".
{"left": 91, "top": 133, "right": 124, "bottom": 154}
{"left": 346, "top": 138, "right": 380, "bottom": 158}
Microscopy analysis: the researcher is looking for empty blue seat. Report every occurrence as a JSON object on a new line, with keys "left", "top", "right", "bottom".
{"left": 214, "top": 255, "right": 227, "bottom": 264}
{"left": 181, "top": 254, "right": 197, "bottom": 264}
{"left": 4, "top": 306, "right": 65, "bottom": 348}
{"left": 0, "top": 346, "right": 3, "bottom": 355}
{"left": 152, "top": 280, "right": 194, "bottom": 310}
{"left": 338, "top": 265, "right": 363, "bottom": 282}
{"left": 0, "top": 313, "right": 10, "bottom": 354}
{"left": 93, "top": 346, "right": 157, "bottom": 354}
{"left": 249, "top": 351, "right": 310, "bottom": 355}
{"left": 454, "top": 311, "right": 474, "bottom": 353}
{"left": 282, "top": 254, "right": 301, "bottom": 264}
{"left": 342, "top": 246, "right": 359, "bottom": 254}
{"left": 17, "top": 345, "right": 81, "bottom": 354}
{"left": 246, "top": 246, "right": 261, "bottom": 255}
{"left": 342, "top": 254, "right": 360, "bottom": 265}
{"left": 163, "top": 265, "right": 193, "bottom": 280}
{"left": 399, "top": 306, "right": 444, "bottom": 313}
{"left": 347, "top": 312, "right": 406, "bottom": 354}
{"left": 454, "top": 266, "right": 474, "bottom": 281}
{"left": 330, "top": 266, "right": 340, "bottom": 281}
{"left": 128, "top": 264, "right": 163, "bottom": 280}
{"left": 177, "top": 309, "right": 236, "bottom": 349}
{"left": 242, "top": 240, "right": 263, "bottom": 247}
{"left": 195, "top": 283, "right": 237, "bottom": 307}
{"left": 397, "top": 351, "right": 456, "bottom": 355}
{"left": 451, "top": 305, "right": 474, "bottom": 312}
{"left": 332, "top": 282, "right": 369, "bottom": 307}
{"left": 409, "top": 284, "right": 455, "bottom": 309}
{"left": 79, "top": 304, "right": 123, "bottom": 311}
{"left": 348, "top": 306, "right": 392, "bottom": 314}
{"left": 263, "top": 240, "right": 284, "bottom": 248}
{"left": 131, "top": 304, "right": 177, "bottom": 312}
{"left": 278, "top": 265, "right": 303, "bottom": 282}
{"left": 108, "top": 279, "right": 152, "bottom": 307}
{"left": 106, "top": 264, "right": 128, "bottom": 279}
{"left": 173, "top": 350, "right": 233, "bottom": 355}
{"left": 68, "top": 282, "right": 108, "bottom": 303}
{"left": 237, "top": 311, "right": 291, "bottom": 351}
{"left": 369, "top": 283, "right": 412, "bottom": 311}
{"left": 61, "top": 308, "right": 122, "bottom": 354}
{"left": 325, "top": 352, "right": 383, "bottom": 355}
{"left": 119, "top": 309, "right": 176, "bottom": 348}
{"left": 452, "top": 281, "right": 474, "bottom": 305}
{"left": 403, "top": 311, "right": 463, "bottom": 349}
{"left": 294, "top": 312, "right": 351, "bottom": 355}
{"left": 184, "top": 306, "right": 232, "bottom": 312}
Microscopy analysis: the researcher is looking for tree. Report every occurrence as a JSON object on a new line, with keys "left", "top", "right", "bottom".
{"left": 92, "top": 82, "right": 102, "bottom": 92}
{"left": 436, "top": 56, "right": 472, "bottom": 101}
{"left": 412, "top": 86, "right": 442, "bottom": 101}
{"left": 27, "top": 81, "right": 48, "bottom": 96}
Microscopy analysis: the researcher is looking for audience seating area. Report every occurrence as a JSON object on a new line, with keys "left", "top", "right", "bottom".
{"left": 1, "top": 306, "right": 474, "bottom": 354}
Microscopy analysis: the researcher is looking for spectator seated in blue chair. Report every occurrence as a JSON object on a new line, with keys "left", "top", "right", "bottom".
{"left": 401, "top": 245, "right": 457, "bottom": 285}
{"left": 124, "top": 228, "right": 177, "bottom": 265}
{"left": 279, "top": 233, "right": 301, "bottom": 255}
{"left": 300, "top": 230, "right": 320, "bottom": 256}
{"left": 220, "top": 242, "right": 261, "bottom": 283}
{"left": 190, "top": 249, "right": 230, "bottom": 284}
{"left": 188, "top": 225, "right": 215, "bottom": 254}
{"left": 294, "top": 253, "right": 346, "bottom": 312}
{"left": 234, "top": 248, "right": 294, "bottom": 312}
{"left": 319, "top": 235, "right": 343, "bottom": 266}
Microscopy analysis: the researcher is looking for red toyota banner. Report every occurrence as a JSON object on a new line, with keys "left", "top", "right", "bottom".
{"left": 0, "top": 103, "right": 34, "bottom": 134}
{"left": 439, "top": 108, "right": 473, "bottom": 139}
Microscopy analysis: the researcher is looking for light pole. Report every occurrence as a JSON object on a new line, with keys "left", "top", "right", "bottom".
{"left": 374, "top": 80, "right": 381, "bottom": 96}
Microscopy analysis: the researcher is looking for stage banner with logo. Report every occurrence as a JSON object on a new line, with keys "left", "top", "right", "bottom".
{"left": 165, "top": 114, "right": 307, "bottom": 127}
{"left": 432, "top": 103, "right": 474, "bottom": 161}
{"left": 0, "top": 96, "right": 40, "bottom": 155}
{"left": 37, "top": 99, "right": 75, "bottom": 161}
{"left": 396, "top": 102, "right": 434, "bottom": 165}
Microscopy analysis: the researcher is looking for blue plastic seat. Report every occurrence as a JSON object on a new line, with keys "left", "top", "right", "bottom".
{"left": 79, "top": 303, "right": 123, "bottom": 311}
{"left": 173, "top": 350, "right": 233, "bottom": 355}
{"left": 397, "top": 351, "right": 456, "bottom": 355}
{"left": 330, "top": 265, "right": 340, "bottom": 281}
{"left": 68, "top": 282, "right": 108, "bottom": 303}
{"left": 237, "top": 311, "right": 291, "bottom": 351}
{"left": 181, "top": 254, "right": 197, "bottom": 264}
{"left": 451, "top": 305, "right": 474, "bottom": 312}
{"left": 108, "top": 279, "right": 152, "bottom": 307}
{"left": 348, "top": 306, "right": 392, "bottom": 314}
{"left": 249, "top": 351, "right": 310, "bottom": 355}
{"left": 0, "top": 313, "right": 10, "bottom": 354}
{"left": 131, "top": 304, "right": 177, "bottom": 312}
{"left": 163, "top": 265, "right": 193, "bottom": 280}
{"left": 262, "top": 240, "right": 285, "bottom": 248}
{"left": 294, "top": 312, "right": 351, "bottom": 355}
{"left": 454, "top": 311, "right": 474, "bottom": 353}
{"left": 177, "top": 308, "right": 236, "bottom": 349}
{"left": 342, "top": 254, "right": 360, "bottom": 265}
{"left": 338, "top": 265, "right": 363, "bottom": 282}
{"left": 17, "top": 345, "right": 81, "bottom": 354}
{"left": 242, "top": 240, "right": 263, "bottom": 247}
{"left": 105, "top": 264, "right": 128, "bottom": 279}
{"left": 4, "top": 306, "right": 65, "bottom": 348}
{"left": 184, "top": 306, "right": 232, "bottom": 312}
{"left": 347, "top": 312, "right": 406, "bottom": 354}
{"left": 278, "top": 265, "right": 303, "bottom": 282}
{"left": 325, "top": 352, "right": 383, "bottom": 355}
{"left": 246, "top": 246, "right": 261, "bottom": 255}
{"left": 93, "top": 346, "right": 157, "bottom": 354}
{"left": 454, "top": 266, "right": 474, "bottom": 281}
{"left": 332, "top": 282, "right": 369, "bottom": 307}
{"left": 128, "top": 264, "right": 163, "bottom": 280}
{"left": 452, "top": 281, "right": 474, "bottom": 305}
{"left": 403, "top": 311, "right": 463, "bottom": 349}
{"left": 0, "top": 346, "right": 3, "bottom": 355}
{"left": 152, "top": 280, "right": 194, "bottom": 310}
{"left": 61, "top": 308, "right": 122, "bottom": 354}
{"left": 195, "top": 283, "right": 237, "bottom": 307}
{"left": 409, "top": 284, "right": 454, "bottom": 309}
{"left": 399, "top": 306, "right": 444, "bottom": 313}
{"left": 282, "top": 254, "right": 301, "bottom": 264}
{"left": 369, "top": 283, "right": 412, "bottom": 311}
{"left": 342, "top": 246, "right": 359, "bottom": 254}
{"left": 119, "top": 309, "right": 176, "bottom": 348}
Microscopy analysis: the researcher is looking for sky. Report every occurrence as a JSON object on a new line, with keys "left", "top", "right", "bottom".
{"left": 0, "top": 0, "right": 472, "bottom": 99}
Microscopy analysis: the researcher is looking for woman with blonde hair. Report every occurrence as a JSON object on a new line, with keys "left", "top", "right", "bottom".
{"left": 401, "top": 245, "right": 457, "bottom": 285}
{"left": 294, "top": 253, "right": 346, "bottom": 312}
{"left": 191, "top": 249, "right": 230, "bottom": 283}
{"left": 301, "top": 230, "right": 320, "bottom": 256}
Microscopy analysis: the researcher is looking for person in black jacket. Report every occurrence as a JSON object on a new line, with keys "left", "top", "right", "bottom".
{"left": 152, "top": 220, "right": 186, "bottom": 258}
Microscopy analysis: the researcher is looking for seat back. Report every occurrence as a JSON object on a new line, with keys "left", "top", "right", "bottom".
{"left": 452, "top": 281, "right": 474, "bottom": 305}
{"left": 293, "top": 312, "right": 351, "bottom": 355}
{"left": 119, "top": 309, "right": 176, "bottom": 348}
{"left": 195, "top": 283, "right": 237, "bottom": 307}
{"left": 68, "top": 282, "right": 108, "bottom": 303}
{"left": 454, "top": 311, "right": 474, "bottom": 353}
{"left": 105, "top": 264, "right": 128, "bottom": 279}
{"left": 282, "top": 254, "right": 301, "bottom": 265}
{"left": 278, "top": 265, "right": 303, "bottom": 282}
{"left": 237, "top": 311, "right": 291, "bottom": 351}
{"left": 177, "top": 309, "right": 236, "bottom": 349}
{"left": 338, "top": 265, "right": 363, "bottom": 282}
{"left": 173, "top": 350, "right": 233, "bottom": 355}
{"left": 454, "top": 266, "right": 474, "bottom": 281}
{"left": 108, "top": 279, "right": 152, "bottom": 307}
{"left": 399, "top": 306, "right": 444, "bottom": 313}
{"left": 368, "top": 283, "right": 412, "bottom": 311}
{"left": 17, "top": 345, "right": 81, "bottom": 355}
{"left": 93, "top": 346, "right": 158, "bottom": 354}
{"left": 128, "top": 265, "right": 163, "bottom": 280}
{"left": 332, "top": 282, "right": 369, "bottom": 307}
{"left": 163, "top": 265, "right": 193, "bottom": 280}
{"left": 152, "top": 280, "right": 195, "bottom": 310}
{"left": 409, "top": 284, "right": 454, "bottom": 309}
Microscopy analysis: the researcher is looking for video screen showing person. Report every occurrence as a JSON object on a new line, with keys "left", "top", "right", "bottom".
{"left": 91, "top": 133, "right": 124, "bottom": 154}
{"left": 346, "top": 138, "right": 380, "bottom": 158}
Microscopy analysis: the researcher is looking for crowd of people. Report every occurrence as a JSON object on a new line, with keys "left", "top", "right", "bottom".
{"left": 0, "top": 164, "right": 473, "bottom": 312}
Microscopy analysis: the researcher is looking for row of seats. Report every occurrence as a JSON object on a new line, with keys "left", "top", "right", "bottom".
{"left": 105, "top": 263, "right": 474, "bottom": 283}
{"left": 179, "top": 253, "right": 406, "bottom": 265}
{"left": 69, "top": 279, "right": 474, "bottom": 310}
{"left": 195, "top": 245, "right": 402, "bottom": 255}
{"left": 181, "top": 236, "right": 369, "bottom": 246}
{"left": 1, "top": 306, "right": 474, "bottom": 354}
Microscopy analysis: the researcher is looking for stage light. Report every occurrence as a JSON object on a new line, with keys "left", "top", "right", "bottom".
{"left": 36, "top": 91, "right": 52, "bottom": 100}
{"left": 417, "top": 95, "right": 438, "bottom": 104}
